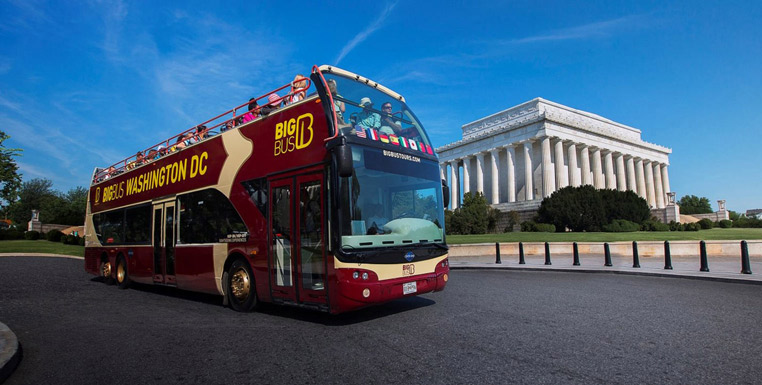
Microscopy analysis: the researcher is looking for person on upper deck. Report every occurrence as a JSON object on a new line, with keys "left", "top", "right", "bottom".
{"left": 326, "top": 79, "right": 346, "bottom": 124}
{"left": 379, "top": 102, "right": 402, "bottom": 135}
{"left": 357, "top": 97, "right": 381, "bottom": 129}
{"left": 241, "top": 98, "right": 259, "bottom": 123}
{"left": 260, "top": 93, "right": 281, "bottom": 116}
{"left": 287, "top": 75, "right": 308, "bottom": 105}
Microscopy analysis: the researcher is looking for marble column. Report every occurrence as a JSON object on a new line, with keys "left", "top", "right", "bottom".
{"left": 567, "top": 143, "right": 579, "bottom": 187}
{"left": 615, "top": 154, "right": 626, "bottom": 192}
{"left": 592, "top": 148, "right": 604, "bottom": 189}
{"left": 541, "top": 137, "right": 555, "bottom": 197}
{"left": 440, "top": 164, "right": 446, "bottom": 181}
{"left": 653, "top": 162, "right": 665, "bottom": 208}
{"left": 554, "top": 139, "right": 567, "bottom": 189}
{"left": 462, "top": 156, "right": 471, "bottom": 195}
{"left": 635, "top": 159, "right": 647, "bottom": 200}
{"left": 475, "top": 153, "right": 485, "bottom": 194}
{"left": 448, "top": 161, "right": 458, "bottom": 210}
{"left": 580, "top": 145, "right": 592, "bottom": 186}
{"left": 523, "top": 142, "right": 534, "bottom": 201}
{"left": 604, "top": 151, "right": 616, "bottom": 190}
{"left": 626, "top": 157, "right": 636, "bottom": 193}
{"left": 489, "top": 149, "right": 500, "bottom": 204}
{"left": 644, "top": 160, "right": 656, "bottom": 207}
{"left": 506, "top": 146, "right": 516, "bottom": 203}
{"left": 661, "top": 164, "right": 671, "bottom": 195}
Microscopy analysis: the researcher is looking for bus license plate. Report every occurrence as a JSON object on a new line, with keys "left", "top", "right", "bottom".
{"left": 403, "top": 281, "right": 417, "bottom": 295}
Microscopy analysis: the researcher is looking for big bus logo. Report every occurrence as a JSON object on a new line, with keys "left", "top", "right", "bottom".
{"left": 274, "top": 113, "right": 314, "bottom": 156}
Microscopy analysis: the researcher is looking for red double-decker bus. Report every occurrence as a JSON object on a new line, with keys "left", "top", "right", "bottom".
{"left": 84, "top": 65, "right": 450, "bottom": 313}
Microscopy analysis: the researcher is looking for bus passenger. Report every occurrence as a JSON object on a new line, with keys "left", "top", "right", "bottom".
{"left": 380, "top": 102, "right": 402, "bottom": 135}
{"left": 146, "top": 149, "right": 158, "bottom": 161}
{"left": 157, "top": 145, "right": 167, "bottom": 159}
{"left": 194, "top": 125, "right": 208, "bottom": 142}
{"left": 241, "top": 98, "right": 259, "bottom": 123}
{"left": 135, "top": 151, "right": 145, "bottom": 166}
{"left": 260, "top": 93, "right": 281, "bottom": 116}
{"left": 357, "top": 97, "right": 381, "bottom": 129}
{"left": 287, "top": 74, "right": 307, "bottom": 105}
{"left": 326, "top": 79, "right": 346, "bottom": 124}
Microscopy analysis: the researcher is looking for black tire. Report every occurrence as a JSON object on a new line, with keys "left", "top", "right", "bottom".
{"left": 116, "top": 256, "right": 131, "bottom": 290}
{"left": 226, "top": 258, "right": 257, "bottom": 312}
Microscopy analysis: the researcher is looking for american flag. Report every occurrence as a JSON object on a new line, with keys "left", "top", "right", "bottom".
{"left": 355, "top": 125, "right": 366, "bottom": 138}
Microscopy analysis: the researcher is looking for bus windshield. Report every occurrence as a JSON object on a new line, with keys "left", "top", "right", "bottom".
{"left": 339, "top": 145, "right": 445, "bottom": 250}
{"left": 323, "top": 72, "right": 433, "bottom": 150}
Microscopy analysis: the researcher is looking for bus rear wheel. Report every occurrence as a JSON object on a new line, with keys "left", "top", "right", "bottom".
{"left": 226, "top": 258, "right": 257, "bottom": 312}
{"left": 116, "top": 256, "right": 131, "bottom": 289}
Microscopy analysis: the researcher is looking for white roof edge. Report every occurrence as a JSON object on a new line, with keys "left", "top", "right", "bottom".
{"left": 318, "top": 65, "right": 406, "bottom": 103}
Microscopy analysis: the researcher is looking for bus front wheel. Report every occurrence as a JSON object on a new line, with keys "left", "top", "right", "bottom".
{"left": 226, "top": 258, "right": 257, "bottom": 312}
{"left": 116, "top": 256, "right": 131, "bottom": 290}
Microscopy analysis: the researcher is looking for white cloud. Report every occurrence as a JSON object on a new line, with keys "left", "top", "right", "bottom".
{"left": 503, "top": 15, "right": 647, "bottom": 45}
{"left": 334, "top": 1, "right": 398, "bottom": 65}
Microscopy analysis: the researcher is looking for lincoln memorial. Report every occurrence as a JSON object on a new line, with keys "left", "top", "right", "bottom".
{"left": 437, "top": 98, "right": 675, "bottom": 220}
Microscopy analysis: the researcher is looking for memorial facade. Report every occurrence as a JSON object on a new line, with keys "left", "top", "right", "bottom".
{"left": 436, "top": 98, "right": 673, "bottom": 215}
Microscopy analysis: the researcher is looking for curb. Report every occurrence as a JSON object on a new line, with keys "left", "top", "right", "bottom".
{"left": 0, "top": 253, "right": 83, "bottom": 260}
{"left": 450, "top": 265, "right": 762, "bottom": 285}
{"left": 0, "top": 322, "right": 21, "bottom": 383}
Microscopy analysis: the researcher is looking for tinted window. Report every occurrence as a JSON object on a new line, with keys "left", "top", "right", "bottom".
{"left": 178, "top": 189, "right": 247, "bottom": 244}
{"left": 125, "top": 205, "right": 151, "bottom": 243}
{"left": 100, "top": 210, "right": 124, "bottom": 244}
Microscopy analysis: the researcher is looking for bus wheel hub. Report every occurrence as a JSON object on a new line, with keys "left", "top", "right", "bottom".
{"left": 231, "top": 269, "right": 250, "bottom": 301}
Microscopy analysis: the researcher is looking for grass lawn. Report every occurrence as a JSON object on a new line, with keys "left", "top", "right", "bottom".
{"left": 0, "top": 240, "right": 84, "bottom": 257}
{"left": 447, "top": 228, "right": 762, "bottom": 244}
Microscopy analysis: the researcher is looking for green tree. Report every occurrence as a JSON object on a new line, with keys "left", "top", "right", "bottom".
{"left": 8, "top": 178, "right": 57, "bottom": 225}
{"left": 448, "top": 192, "right": 494, "bottom": 234}
{"left": 537, "top": 185, "right": 606, "bottom": 232}
{"left": 0, "top": 131, "right": 22, "bottom": 219}
{"left": 678, "top": 195, "right": 713, "bottom": 214}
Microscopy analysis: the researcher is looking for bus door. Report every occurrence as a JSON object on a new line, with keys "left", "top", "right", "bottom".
{"left": 269, "top": 173, "right": 327, "bottom": 305}
{"left": 152, "top": 200, "right": 177, "bottom": 285}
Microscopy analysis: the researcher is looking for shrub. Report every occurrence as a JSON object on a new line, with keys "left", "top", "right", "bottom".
{"left": 698, "top": 218, "right": 713, "bottom": 229}
{"left": 24, "top": 230, "right": 41, "bottom": 240}
{"left": 602, "top": 219, "right": 640, "bottom": 232}
{"left": 641, "top": 219, "right": 669, "bottom": 232}
{"left": 520, "top": 221, "right": 555, "bottom": 232}
{"left": 719, "top": 219, "right": 733, "bottom": 228}
{"left": 503, "top": 211, "right": 521, "bottom": 232}
{"left": 446, "top": 192, "right": 494, "bottom": 235}
{"left": 0, "top": 229, "right": 24, "bottom": 240}
{"left": 684, "top": 222, "right": 701, "bottom": 231}
{"left": 46, "top": 229, "right": 63, "bottom": 242}
{"left": 64, "top": 234, "right": 77, "bottom": 245}
{"left": 538, "top": 186, "right": 650, "bottom": 232}
{"left": 668, "top": 221, "right": 681, "bottom": 231}
{"left": 78, "top": 236, "right": 85, "bottom": 246}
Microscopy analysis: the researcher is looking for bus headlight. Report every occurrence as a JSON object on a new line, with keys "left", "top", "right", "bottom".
{"left": 353, "top": 271, "right": 359, "bottom": 280}
{"left": 361, "top": 272, "right": 369, "bottom": 280}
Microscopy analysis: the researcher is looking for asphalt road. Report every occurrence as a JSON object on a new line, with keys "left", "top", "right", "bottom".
{"left": 1, "top": 256, "right": 761, "bottom": 384}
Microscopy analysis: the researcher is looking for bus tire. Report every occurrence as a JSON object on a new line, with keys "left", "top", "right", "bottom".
{"left": 226, "top": 257, "right": 257, "bottom": 312}
{"left": 116, "top": 256, "right": 131, "bottom": 290}
{"left": 101, "top": 259, "right": 114, "bottom": 285}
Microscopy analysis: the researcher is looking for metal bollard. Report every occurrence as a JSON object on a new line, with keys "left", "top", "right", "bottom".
{"left": 519, "top": 242, "right": 525, "bottom": 264}
{"left": 741, "top": 240, "right": 752, "bottom": 274}
{"left": 545, "top": 242, "right": 552, "bottom": 265}
{"left": 664, "top": 240, "right": 673, "bottom": 270}
{"left": 604, "top": 243, "right": 612, "bottom": 267}
{"left": 632, "top": 241, "right": 641, "bottom": 268}
{"left": 495, "top": 242, "right": 502, "bottom": 264}
{"left": 573, "top": 242, "right": 580, "bottom": 266}
{"left": 699, "top": 240, "right": 709, "bottom": 272}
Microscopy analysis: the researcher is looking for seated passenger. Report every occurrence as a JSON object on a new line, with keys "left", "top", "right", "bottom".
{"left": 146, "top": 149, "right": 158, "bottom": 161}
{"left": 135, "top": 151, "right": 145, "bottom": 166}
{"left": 104, "top": 166, "right": 116, "bottom": 180}
{"left": 241, "top": 98, "right": 259, "bottom": 123}
{"left": 260, "top": 93, "right": 281, "bottom": 116}
{"left": 379, "top": 102, "right": 402, "bottom": 135}
{"left": 194, "top": 125, "right": 208, "bottom": 142}
{"left": 357, "top": 97, "right": 381, "bottom": 129}
{"left": 157, "top": 145, "right": 167, "bottom": 158}
{"left": 287, "top": 75, "right": 307, "bottom": 104}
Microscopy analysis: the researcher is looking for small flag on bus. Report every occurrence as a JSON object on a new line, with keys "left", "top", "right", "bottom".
{"left": 379, "top": 133, "right": 390, "bottom": 143}
{"left": 355, "top": 125, "right": 366, "bottom": 138}
{"left": 369, "top": 129, "right": 379, "bottom": 141}
{"left": 390, "top": 134, "right": 400, "bottom": 145}
{"left": 409, "top": 139, "right": 418, "bottom": 151}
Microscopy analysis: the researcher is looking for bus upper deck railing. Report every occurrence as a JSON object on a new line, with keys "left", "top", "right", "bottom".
{"left": 92, "top": 76, "right": 313, "bottom": 185}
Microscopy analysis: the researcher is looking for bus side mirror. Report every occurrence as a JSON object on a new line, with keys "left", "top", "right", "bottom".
{"left": 335, "top": 143, "right": 353, "bottom": 178}
{"left": 442, "top": 179, "right": 450, "bottom": 208}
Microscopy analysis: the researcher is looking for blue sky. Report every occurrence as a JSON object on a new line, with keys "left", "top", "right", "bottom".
{"left": 1, "top": 0, "right": 760, "bottom": 212}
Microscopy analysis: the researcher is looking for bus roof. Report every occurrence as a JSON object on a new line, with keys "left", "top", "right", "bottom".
{"left": 318, "top": 65, "right": 406, "bottom": 104}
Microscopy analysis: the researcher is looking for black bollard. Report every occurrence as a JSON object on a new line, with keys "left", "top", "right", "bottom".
{"left": 604, "top": 243, "right": 612, "bottom": 266}
{"left": 632, "top": 241, "right": 641, "bottom": 268}
{"left": 699, "top": 240, "right": 709, "bottom": 272}
{"left": 664, "top": 240, "right": 673, "bottom": 270}
{"left": 495, "top": 242, "right": 502, "bottom": 264}
{"left": 544, "top": 242, "right": 552, "bottom": 265}
{"left": 519, "top": 242, "right": 525, "bottom": 264}
{"left": 573, "top": 242, "right": 580, "bottom": 266}
{"left": 741, "top": 240, "right": 752, "bottom": 274}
